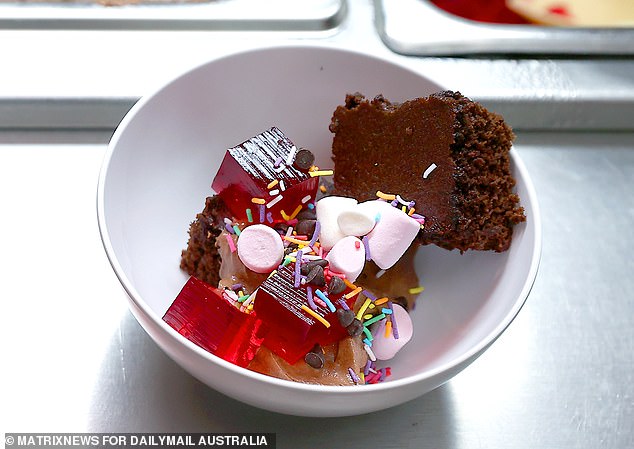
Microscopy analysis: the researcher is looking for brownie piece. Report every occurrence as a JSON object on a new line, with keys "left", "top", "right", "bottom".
{"left": 329, "top": 91, "right": 525, "bottom": 252}
{"left": 180, "top": 195, "right": 230, "bottom": 286}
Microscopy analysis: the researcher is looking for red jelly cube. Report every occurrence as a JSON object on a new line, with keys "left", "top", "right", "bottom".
{"left": 163, "top": 276, "right": 265, "bottom": 367}
{"left": 254, "top": 266, "right": 349, "bottom": 364}
{"left": 211, "top": 127, "right": 319, "bottom": 223}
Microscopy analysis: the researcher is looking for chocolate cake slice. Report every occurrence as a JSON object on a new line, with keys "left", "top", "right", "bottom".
{"left": 180, "top": 195, "right": 230, "bottom": 287}
{"left": 329, "top": 91, "right": 525, "bottom": 252}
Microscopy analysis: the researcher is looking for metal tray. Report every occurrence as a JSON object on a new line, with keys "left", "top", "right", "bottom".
{"left": 375, "top": 0, "right": 634, "bottom": 56}
{"left": 0, "top": 0, "right": 346, "bottom": 30}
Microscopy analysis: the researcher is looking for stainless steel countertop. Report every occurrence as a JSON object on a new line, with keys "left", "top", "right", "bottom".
{"left": 1, "top": 129, "right": 632, "bottom": 447}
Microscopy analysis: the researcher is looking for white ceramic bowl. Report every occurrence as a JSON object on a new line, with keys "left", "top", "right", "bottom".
{"left": 97, "top": 44, "right": 541, "bottom": 417}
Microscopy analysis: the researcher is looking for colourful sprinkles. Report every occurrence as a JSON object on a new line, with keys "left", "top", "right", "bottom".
{"left": 363, "top": 313, "right": 387, "bottom": 328}
{"left": 301, "top": 304, "right": 330, "bottom": 328}
{"left": 306, "top": 285, "right": 317, "bottom": 310}
{"left": 309, "top": 170, "right": 334, "bottom": 178}
{"left": 376, "top": 191, "right": 396, "bottom": 201}
{"left": 285, "top": 145, "right": 297, "bottom": 165}
{"left": 356, "top": 297, "right": 372, "bottom": 320}
{"left": 294, "top": 250, "right": 303, "bottom": 288}
{"left": 364, "top": 344, "right": 377, "bottom": 361}
{"left": 258, "top": 204, "right": 265, "bottom": 223}
{"left": 315, "top": 289, "right": 336, "bottom": 312}
{"left": 224, "top": 233, "right": 236, "bottom": 253}
{"left": 309, "top": 221, "right": 321, "bottom": 247}
{"left": 344, "top": 286, "right": 362, "bottom": 300}
{"left": 266, "top": 195, "right": 284, "bottom": 209}
{"left": 348, "top": 368, "right": 361, "bottom": 384}
{"left": 384, "top": 320, "right": 393, "bottom": 338}
{"left": 388, "top": 301, "right": 399, "bottom": 339}
{"left": 362, "top": 235, "right": 371, "bottom": 261}
{"left": 423, "top": 163, "right": 437, "bottom": 179}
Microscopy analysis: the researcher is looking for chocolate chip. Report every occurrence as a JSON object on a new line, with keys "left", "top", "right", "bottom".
{"left": 305, "top": 265, "right": 325, "bottom": 286}
{"left": 300, "top": 259, "right": 328, "bottom": 275}
{"left": 337, "top": 309, "right": 355, "bottom": 328}
{"left": 295, "top": 219, "right": 316, "bottom": 236}
{"left": 392, "top": 296, "right": 409, "bottom": 312}
{"left": 297, "top": 209, "right": 317, "bottom": 221}
{"left": 273, "top": 223, "right": 289, "bottom": 234}
{"left": 328, "top": 276, "right": 346, "bottom": 295}
{"left": 304, "top": 344, "right": 325, "bottom": 369}
{"left": 346, "top": 319, "right": 364, "bottom": 337}
{"left": 293, "top": 149, "right": 315, "bottom": 171}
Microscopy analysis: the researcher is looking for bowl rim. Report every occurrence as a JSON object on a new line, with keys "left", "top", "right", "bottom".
{"left": 96, "top": 42, "right": 542, "bottom": 395}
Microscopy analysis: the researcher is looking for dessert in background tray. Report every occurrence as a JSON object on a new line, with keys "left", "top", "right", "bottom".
{"left": 376, "top": 0, "right": 634, "bottom": 55}
{"left": 431, "top": 0, "right": 634, "bottom": 27}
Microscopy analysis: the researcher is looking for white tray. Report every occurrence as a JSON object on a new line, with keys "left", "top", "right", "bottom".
{"left": 0, "top": 0, "right": 346, "bottom": 30}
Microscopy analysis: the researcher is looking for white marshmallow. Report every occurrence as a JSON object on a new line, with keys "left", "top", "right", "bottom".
{"left": 315, "top": 196, "right": 357, "bottom": 250}
{"left": 337, "top": 205, "right": 376, "bottom": 237}
{"left": 236, "top": 224, "right": 284, "bottom": 273}
{"left": 370, "top": 304, "right": 413, "bottom": 360}
{"left": 355, "top": 199, "right": 389, "bottom": 223}
{"left": 325, "top": 235, "right": 365, "bottom": 283}
{"left": 362, "top": 200, "right": 420, "bottom": 270}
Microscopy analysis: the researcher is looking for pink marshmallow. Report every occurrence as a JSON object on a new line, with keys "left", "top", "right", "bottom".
{"left": 370, "top": 304, "right": 413, "bottom": 360}
{"left": 325, "top": 235, "right": 365, "bottom": 283}
{"left": 361, "top": 200, "right": 420, "bottom": 270}
{"left": 236, "top": 224, "right": 284, "bottom": 273}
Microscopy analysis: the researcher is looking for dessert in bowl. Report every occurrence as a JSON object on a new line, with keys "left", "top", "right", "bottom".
{"left": 97, "top": 44, "right": 541, "bottom": 417}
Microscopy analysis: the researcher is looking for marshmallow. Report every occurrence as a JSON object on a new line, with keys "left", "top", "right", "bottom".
{"left": 236, "top": 224, "right": 284, "bottom": 273}
{"left": 325, "top": 235, "right": 365, "bottom": 283}
{"left": 356, "top": 199, "right": 391, "bottom": 222}
{"left": 315, "top": 196, "right": 357, "bottom": 250}
{"left": 370, "top": 304, "right": 413, "bottom": 360}
{"left": 337, "top": 205, "right": 376, "bottom": 237}
{"left": 361, "top": 200, "right": 420, "bottom": 270}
